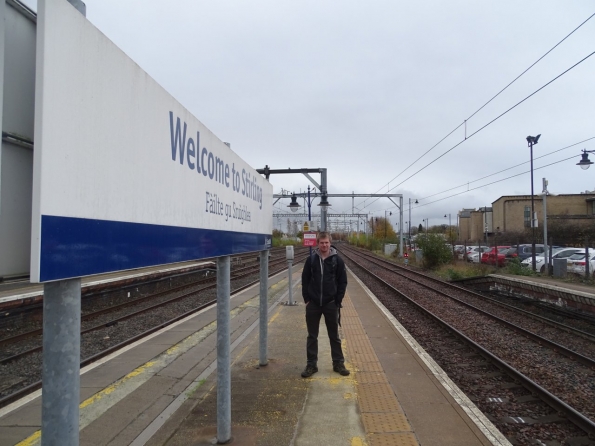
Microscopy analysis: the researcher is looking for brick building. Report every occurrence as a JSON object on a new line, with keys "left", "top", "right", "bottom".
{"left": 491, "top": 194, "right": 595, "bottom": 233}
{"left": 458, "top": 207, "right": 492, "bottom": 242}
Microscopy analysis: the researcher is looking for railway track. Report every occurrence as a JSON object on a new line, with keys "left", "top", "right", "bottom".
{"left": 0, "top": 247, "right": 309, "bottom": 408}
{"left": 338, "top": 245, "right": 595, "bottom": 445}
{"left": 343, "top": 246, "right": 595, "bottom": 352}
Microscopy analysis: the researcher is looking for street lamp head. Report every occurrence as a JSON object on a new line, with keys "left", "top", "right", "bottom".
{"left": 317, "top": 194, "right": 331, "bottom": 208}
{"left": 415, "top": 199, "right": 418, "bottom": 204}
{"left": 526, "top": 134, "right": 541, "bottom": 147}
{"left": 577, "top": 149, "right": 593, "bottom": 170}
{"left": 288, "top": 193, "right": 301, "bottom": 212}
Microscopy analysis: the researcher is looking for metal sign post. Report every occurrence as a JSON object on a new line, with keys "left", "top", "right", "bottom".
{"left": 286, "top": 246, "right": 296, "bottom": 306}
{"left": 259, "top": 250, "right": 269, "bottom": 367}
{"left": 41, "top": 278, "right": 81, "bottom": 446}
{"left": 216, "top": 256, "right": 231, "bottom": 444}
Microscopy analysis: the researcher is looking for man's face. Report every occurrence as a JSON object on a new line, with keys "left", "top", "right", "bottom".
{"left": 318, "top": 237, "right": 330, "bottom": 254}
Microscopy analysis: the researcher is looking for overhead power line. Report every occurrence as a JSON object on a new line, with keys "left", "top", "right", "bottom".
{"left": 359, "top": 12, "right": 595, "bottom": 210}
{"left": 354, "top": 136, "right": 595, "bottom": 215}
{"left": 418, "top": 136, "right": 595, "bottom": 202}
{"left": 412, "top": 154, "right": 583, "bottom": 210}
{"left": 360, "top": 50, "right": 595, "bottom": 210}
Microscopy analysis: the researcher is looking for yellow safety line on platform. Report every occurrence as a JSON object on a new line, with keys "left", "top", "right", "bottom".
{"left": 14, "top": 293, "right": 265, "bottom": 446}
{"left": 15, "top": 430, "right": 40, "bottom": 446}
{"left": 350, "top": 436, "right": 367, "bottom": 446}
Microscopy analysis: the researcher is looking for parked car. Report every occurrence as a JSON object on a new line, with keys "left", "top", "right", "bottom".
{"left": 502, "top": 247, "right": 518, "bottom": 261}
{"left": 465, "top": 246, "right": 491, "bottom": 263}
{"left": 513, "top": 244, "right": 546, "bottom": 261}
{"left": 454, "top": 245, "right": 466, "bottom": 256}
{"left": 567, "top": 251, "right": 595, "bottom": 277}
{"left": 480, "top": 246, "right": 511, "bottom": 266}
{"left": 521, "top": 247, "right": 583, "bottom": 272}
{"left": 459, "top": 245, "right": 476, "bottom": 260}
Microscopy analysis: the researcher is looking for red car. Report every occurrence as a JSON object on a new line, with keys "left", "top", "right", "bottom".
{"left": 480, "top": 246, "right": 511, "bottom": 267}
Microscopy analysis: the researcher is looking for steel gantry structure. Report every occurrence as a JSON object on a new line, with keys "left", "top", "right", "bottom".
{"left": 274, "top": 192, "right": 404, "bottom": 257}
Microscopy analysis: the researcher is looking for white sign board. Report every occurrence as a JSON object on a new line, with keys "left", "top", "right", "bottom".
{"left": 31, "top": 0, "right": 272, "bottom": 282}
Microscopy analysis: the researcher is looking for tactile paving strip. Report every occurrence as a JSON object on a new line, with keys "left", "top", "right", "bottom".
{"left": 341, "top": 295, "right": 420, "bottom": 446}
{"left": 356, "top": 372, "right": 387, "bottom": 384}
{"left": 359, "top": 393, "right": 403, "bottom": 413}
{"left": 362, "top": 413, "right": 411, "bottom": 432}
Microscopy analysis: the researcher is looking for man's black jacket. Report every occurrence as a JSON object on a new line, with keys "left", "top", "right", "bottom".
{"left": 301, "top": 247, "right": 348, "bottom": 307}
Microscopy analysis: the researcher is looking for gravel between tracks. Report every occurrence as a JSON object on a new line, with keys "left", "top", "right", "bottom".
{"left": 341, "top": 246, "right": 595, "bottom": 445}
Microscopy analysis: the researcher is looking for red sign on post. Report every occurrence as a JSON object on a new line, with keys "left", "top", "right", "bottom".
{"left": 303, "top": 231, "right": 317, "bottom": 247}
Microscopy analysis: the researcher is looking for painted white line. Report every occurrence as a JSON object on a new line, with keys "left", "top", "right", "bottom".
{"left": 348, "top": 268, "right": 512, "bottom": 446}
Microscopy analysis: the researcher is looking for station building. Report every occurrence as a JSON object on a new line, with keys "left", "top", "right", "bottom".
{"left": 491, "top": 193, "right": 595, "bottom": 233}
{"left": 458, "top": 193, "right": 595, "bottom": 243}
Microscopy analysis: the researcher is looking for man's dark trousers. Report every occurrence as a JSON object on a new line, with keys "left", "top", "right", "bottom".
{"left": 305, "top": 301, "right": 344, "bottom": 366}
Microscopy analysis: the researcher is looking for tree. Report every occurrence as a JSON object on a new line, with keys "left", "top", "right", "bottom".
{"left": 372, "top": 217, "right": 396, "bottom": 239}
{"left": 415, "top": 233, "right": 452, "bottom": 269}
{"left": 418, "top": 223, "right": 424, "bottom": 233}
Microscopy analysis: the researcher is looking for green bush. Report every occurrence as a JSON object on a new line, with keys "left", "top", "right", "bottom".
{"left": 503, "top": 258, "right": 535, "bottom": 276}
{"left": 415, "top": 233, "right": 453, "bottom": 269}
{"left": 445, "top": 268, "right": 464, "bottom": 281}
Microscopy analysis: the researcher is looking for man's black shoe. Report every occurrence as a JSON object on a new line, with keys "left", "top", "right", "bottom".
{"left": 333, "top": 362, "right": 350, "bottom": 376}
{"left": 301, "top": 365, "right": 318, "bottom": 378}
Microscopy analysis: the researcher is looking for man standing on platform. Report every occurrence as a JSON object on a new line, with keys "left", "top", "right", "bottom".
{"left": 300, "top": 231, "right": 350, "bottom": 378}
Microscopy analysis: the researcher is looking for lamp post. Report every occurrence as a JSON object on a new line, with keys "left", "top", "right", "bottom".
{"left": 444, "top": 213, "right": 453, "bottom": 255}
{"left": 384, "top": 211, "right": 392, "bottom": 241}
{"left": 409, "top": 198, "right": 418, "bottom": 251}
{"left": 527, "top": 134, "right": 541, "bottom": 271}
{"left": 423, "top": 218, "right": 429, "bottom": 233}
{"left": 577, "top": 149, "right": 595, "bottom": 170}
{"left": 541, "top": 178, "right": 550, "bottom": 274}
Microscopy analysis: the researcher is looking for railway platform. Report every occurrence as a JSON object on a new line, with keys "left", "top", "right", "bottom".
{"left": 0, "top": 264, "right": 509, "bottom": 446}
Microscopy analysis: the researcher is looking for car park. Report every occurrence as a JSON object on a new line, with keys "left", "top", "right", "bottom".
{"left": 521, "top": 247, "right": 584, "bottom": 273}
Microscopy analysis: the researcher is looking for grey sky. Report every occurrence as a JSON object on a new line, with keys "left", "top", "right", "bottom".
{"left": 25, "top": 0, "right": 595, "bottom": 230}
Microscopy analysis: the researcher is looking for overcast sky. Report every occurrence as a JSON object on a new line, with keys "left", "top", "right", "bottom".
{"left": 25, "top": 1, "right": 595, "bottom": 231}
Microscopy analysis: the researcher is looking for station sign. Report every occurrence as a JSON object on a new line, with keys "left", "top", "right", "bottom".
{"left": 303, "top": 231, "right": 317, "bottom": 247}
{"left": 31, "top": 0, "right": 272, "bottom": 282}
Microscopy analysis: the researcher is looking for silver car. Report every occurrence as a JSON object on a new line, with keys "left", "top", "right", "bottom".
{"left": 466, "top": 246, "right": 491, "bottom": 263}
{"left": 521, "top": 247, "right": 583, "bottom": 273}
{"left": 567, "top": 251, "right": 595, "bottom": 277}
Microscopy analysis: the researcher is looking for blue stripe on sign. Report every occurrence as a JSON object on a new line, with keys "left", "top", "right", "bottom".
{"left": 39, "top": 215, "right": 272, "bottom": 282}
